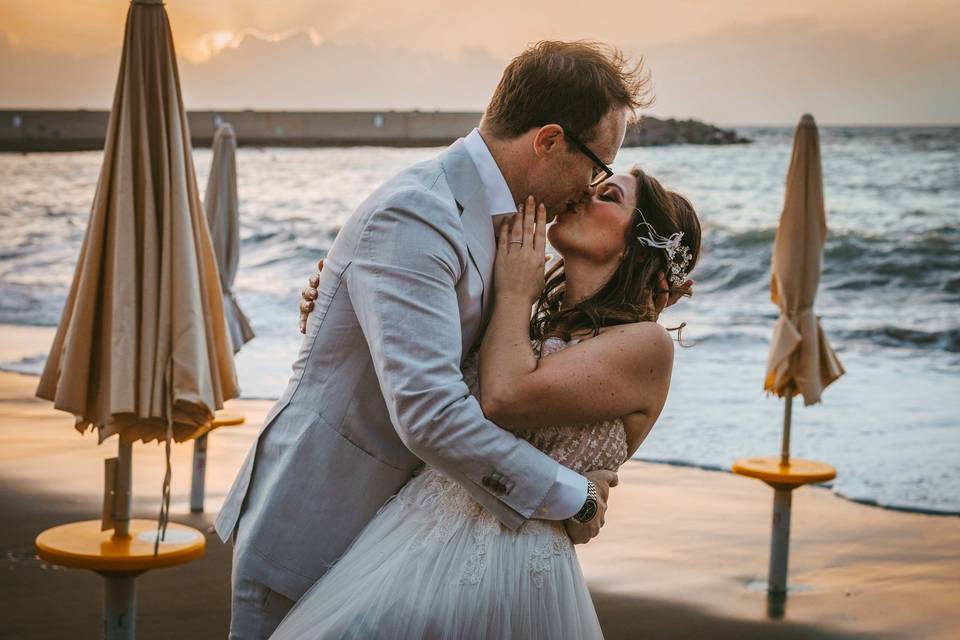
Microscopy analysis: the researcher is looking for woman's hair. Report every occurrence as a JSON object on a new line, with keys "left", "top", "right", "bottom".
{"left": 482, "top": 41, "right": 652, "bottom": 144}
{"left": 531, "top": 166, "right": 702, "bottom": 342}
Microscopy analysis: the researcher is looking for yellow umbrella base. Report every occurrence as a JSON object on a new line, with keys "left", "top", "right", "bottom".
{"left": 732, "top": 456, "right": 836, "bottom": 489}
{"left": 210, "top": 410, "right": 245, "bottom": 429}
{"left": 35, "top": 519, "right": 205, "bottom": 573}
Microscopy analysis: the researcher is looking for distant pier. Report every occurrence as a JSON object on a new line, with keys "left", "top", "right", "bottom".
{"left": 0, "top": 110, "right": 486, "bottom": 152}
{"left": 0, "top": 110, "right": 749, "bottom": 152}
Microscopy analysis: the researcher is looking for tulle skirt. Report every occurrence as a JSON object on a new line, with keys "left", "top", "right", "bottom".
{"left": 270, "top": 467, "right": 603, "bottom": 639}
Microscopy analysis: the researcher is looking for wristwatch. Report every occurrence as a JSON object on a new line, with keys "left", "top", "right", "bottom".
{"left": 572, "top": 480, "right": 599, "bottom": 524}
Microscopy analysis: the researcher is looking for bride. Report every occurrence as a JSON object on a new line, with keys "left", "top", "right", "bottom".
{"left": 273, "top": 167, "right": 701, "bottom": 639}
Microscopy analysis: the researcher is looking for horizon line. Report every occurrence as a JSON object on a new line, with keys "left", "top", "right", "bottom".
{"left": 0, "top": 107, "right": 957, "bottom": 129}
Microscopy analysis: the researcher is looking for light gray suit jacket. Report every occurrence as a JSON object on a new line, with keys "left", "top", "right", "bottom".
{"left": 215, "top": 139, "right": 566, "bottom": 601}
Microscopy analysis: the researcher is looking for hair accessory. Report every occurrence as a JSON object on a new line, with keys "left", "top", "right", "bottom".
{"left": 634, "top": 207, "right": 691, "bottom": 288}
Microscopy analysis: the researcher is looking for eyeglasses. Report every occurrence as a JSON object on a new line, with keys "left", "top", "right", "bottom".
{"left": 563, "top": 128, "right": 614, "bottom": 187}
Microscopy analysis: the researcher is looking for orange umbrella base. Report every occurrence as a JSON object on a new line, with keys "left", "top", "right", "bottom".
{"left": 732, "top": 456, "right": 836, "bottom": 488}
{"left": 35, "top": 519, "right": 205, "bottom": 573}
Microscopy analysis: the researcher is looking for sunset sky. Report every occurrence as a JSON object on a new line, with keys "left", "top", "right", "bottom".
{"left": 1, "top": 0, "right": 957, "bottom": 125}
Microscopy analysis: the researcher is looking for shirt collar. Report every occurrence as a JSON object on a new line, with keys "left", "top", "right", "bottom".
{"left": 462, "top": 128, "right": 517, "bottom": 217}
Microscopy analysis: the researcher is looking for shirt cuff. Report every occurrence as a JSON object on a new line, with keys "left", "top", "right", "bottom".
{"left": 533, "top": 465, "right": 588, "bottom": 520}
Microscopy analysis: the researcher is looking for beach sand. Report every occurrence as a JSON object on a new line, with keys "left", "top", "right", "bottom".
{"left": 1, "top": 335, "right": 958, "bottom": 638}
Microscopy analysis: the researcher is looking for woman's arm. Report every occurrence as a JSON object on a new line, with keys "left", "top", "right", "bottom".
{"left": 478, "top": 199, "right": 543, "bottom": 421}
{"left": 479, "top": 199, "right": 674, "bottom": 432}
{"left": 483, "top": 321, "right": 674, "bottom": 431}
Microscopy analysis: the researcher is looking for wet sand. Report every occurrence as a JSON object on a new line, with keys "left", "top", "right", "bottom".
{"left": 1, "top": 363, "right": 958, "bottom": 639}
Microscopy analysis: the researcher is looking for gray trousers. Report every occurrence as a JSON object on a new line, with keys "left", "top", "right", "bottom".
{"left": 229, "top": 536, "right": 297, "bottom": 639}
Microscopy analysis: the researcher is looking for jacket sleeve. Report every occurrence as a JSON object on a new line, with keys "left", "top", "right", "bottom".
{"left": 342, "top": 190, "right": 562, "bottom": 527}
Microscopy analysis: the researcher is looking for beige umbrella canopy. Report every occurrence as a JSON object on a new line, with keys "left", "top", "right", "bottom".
{"left": 205, "top": 122, "right": 255, "bottom": 352}
{"left": 36, "top": 0, "right": 239, "bottom": 445}
{"left": 764, "top": 114, "right": 845, "bottom": 405}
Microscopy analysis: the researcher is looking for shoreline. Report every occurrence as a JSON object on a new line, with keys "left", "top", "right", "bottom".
{"left": 633, "top": 457, "right": 960, "bottom": 518}
{"left": 4, "top": 359, "right": 956, "bottom": 519}
{"left": 2, "top": 323, "right": 957, "bottom": 519}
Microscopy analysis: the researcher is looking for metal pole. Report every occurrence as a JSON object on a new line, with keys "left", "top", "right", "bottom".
{"left": 768, "top": 487, "right": 792, "bottom": 594}
{"left": 113, "top": 441, "right": 133, "bottom": 539}
{"left": 190, "top": 434, "right": 208, "bottom": 513}
{"left": 780, "top": 386, "right": 794, "bottom": 466}
{"left": 103, "top": 573, "right": 136, "bottom": 640}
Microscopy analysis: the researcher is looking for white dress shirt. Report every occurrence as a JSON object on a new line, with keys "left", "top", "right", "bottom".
{"left": 462, "top": 128, "right": 588, "bottom": 521}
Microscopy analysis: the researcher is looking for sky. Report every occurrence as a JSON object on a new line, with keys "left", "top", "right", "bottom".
{"left": 1, "top": 0, "right": 958, "bottom": 125}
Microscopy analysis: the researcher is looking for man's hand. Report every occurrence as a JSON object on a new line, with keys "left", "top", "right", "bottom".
{"left": 563, "top": 469, "right": 618, "bottom": 544}
{"left": 299, "top": 259, "right": 324, "bottom": 334}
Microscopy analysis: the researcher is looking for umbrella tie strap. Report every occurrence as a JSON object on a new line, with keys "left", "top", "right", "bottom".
{"left": 785, "top": 304, "right": 815, "bottom": 314}
{"left": 154, "top": 361, "right": 174, "bottom": 555}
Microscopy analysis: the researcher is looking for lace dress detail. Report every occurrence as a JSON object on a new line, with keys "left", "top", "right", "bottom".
{"left": 271, "top": 337, "right": 626, "bottom": 639}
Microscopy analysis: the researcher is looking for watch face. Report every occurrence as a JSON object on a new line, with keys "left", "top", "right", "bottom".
{"left": 576, "top": 501, "right": 598, "bottom": 523}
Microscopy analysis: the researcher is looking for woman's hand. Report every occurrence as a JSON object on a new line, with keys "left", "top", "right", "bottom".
{"left": 299, "top": 259, "right": 324, "bottom": 334}
{"left": 494, "top": 196, "right": 547, "bottom": 306}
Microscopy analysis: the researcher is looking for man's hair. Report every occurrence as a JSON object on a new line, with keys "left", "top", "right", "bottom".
{"left": 481, "top": 40, "right": 652, "bottom": 143}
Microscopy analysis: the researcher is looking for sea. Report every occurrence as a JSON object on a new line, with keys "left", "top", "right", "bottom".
{"left": 1, "top": 126, "right": 958, "bottom": 516}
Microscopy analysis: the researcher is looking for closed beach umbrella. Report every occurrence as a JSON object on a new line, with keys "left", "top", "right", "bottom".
{"left": 764, "top": 114, "right": 844, "bottom": 406}
{"left": 31, "top": 4, "right": 235, "bottom": 633}
{"left": 36, "top": 0, "right": 239, "bottom": 447}
{"left": 733, "top": 114, "right": 846, "bottom": 596}
{"left": 204, "top": 122, "right": 255, "bottom": 352}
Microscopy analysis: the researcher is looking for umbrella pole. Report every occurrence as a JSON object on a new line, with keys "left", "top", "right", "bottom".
{"left": 780, "top": 384, "right": 794, "bottom": 465}
{"left": 102, "top": 572, "right": 137, "bottom": 640}
{"left": 113, "top": 441, "right": 133, "bottom": 539}
{"left": 189, "top": 434, "right": 208, "bottom": 512}
{"left": 770, "top": 382, "right": 795, "bottom": 594}
{"left": 104, "top": 440, "right": 137, "bottom": 639}
{"left": 768, "top": 485, "right": 792, "bottom": 594}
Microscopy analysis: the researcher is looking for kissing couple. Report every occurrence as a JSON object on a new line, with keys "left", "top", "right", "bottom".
{"left": 217, "top": 40, "right": 701, "bottom": 639}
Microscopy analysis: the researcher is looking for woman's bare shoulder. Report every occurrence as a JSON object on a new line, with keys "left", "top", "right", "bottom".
{"left": 560, "top": 323, "right": 674, "bottom": 385}
{"left": 590, "top": 322, "right": 674, "bottom": 358}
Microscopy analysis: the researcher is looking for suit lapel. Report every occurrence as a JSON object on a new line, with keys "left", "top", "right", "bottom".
{"left": 441, "top": 140, "right": 496, "bottom": 320}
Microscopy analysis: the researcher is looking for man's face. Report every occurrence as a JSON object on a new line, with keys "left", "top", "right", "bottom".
{"left": 536, "top": 108, "right": 628, "bottom": 221}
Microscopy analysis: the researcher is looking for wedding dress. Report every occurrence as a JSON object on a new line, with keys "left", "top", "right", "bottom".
{"left": 270, "top": 337, "right": 629, "bottom": 639}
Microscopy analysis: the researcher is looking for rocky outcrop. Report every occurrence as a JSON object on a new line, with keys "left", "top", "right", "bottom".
{"left": 624, "top": 116, "right": 751, "bottom": 146}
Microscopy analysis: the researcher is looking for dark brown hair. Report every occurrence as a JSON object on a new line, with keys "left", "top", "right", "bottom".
{"left": 482, "top": 41, "right": 652, "bottom": 143}
{"left": 531, "top": 167, "right": 701, "bottom": 342}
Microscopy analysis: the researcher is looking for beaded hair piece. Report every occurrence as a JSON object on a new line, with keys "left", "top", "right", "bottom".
{"left": 634, "top": 207, "right": 692, "bottom": 287}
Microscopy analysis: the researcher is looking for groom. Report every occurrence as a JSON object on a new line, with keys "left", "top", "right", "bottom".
{"left": 217, "top": 41, "right": 649, "bottom": 639}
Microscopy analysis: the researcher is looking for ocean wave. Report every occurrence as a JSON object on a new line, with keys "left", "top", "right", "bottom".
{"left": 703, "top": 225, "right": 960, "bottom": 296}
{"left": 0, "top": 354, "right": 45, "bottom": 376}
{"left": 840, "top": 326, "right": 960, "bottom": 353}
{"left": 658, "top": 322, "right": 960, "bottom": 355}
{"left": 0, "top": 283, "right": 63, "bottom": 326}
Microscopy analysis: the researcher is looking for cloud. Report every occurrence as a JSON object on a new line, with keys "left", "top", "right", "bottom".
{"left": 0, "top": 29, "right": 505, "bottom": 111}
{"left": 0, "top": 31, "right": 118, "bottom": 109}
{"left": 0, "top": 16, "right": 957, "bottom": 124}
{"left": 637, "top": 17, "right": 960, "bottom": 124}
{"left": 179, "top": 31, "right": 505, "bottom": 110}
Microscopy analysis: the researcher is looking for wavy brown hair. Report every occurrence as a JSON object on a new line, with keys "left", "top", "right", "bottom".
{"left": 531, "top": 167, "right": 701, "bottom": 342}
{"left": 482, "top": 40, "right": 652, "bottom": 144}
